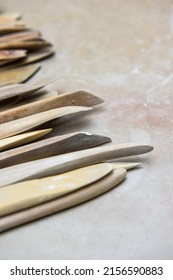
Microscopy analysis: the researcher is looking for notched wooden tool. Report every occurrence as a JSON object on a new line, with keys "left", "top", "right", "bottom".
{"left": 0, "top": 143, "right": 153, "bottom": 187}
{"left": 0, "top": 132, "right": 111, "bottom": 167}
{"left": 0, "top": 168, "right": 126, "bottom": 232}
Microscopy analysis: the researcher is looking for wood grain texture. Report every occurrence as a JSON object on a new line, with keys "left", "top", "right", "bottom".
{"left": 0, "top": 128, "right": 51, "bottom": 152}
{"left": 0, "top": 64, "right": 40, "bottom": 84}
{"left": 0, "top": 90, "right": 102, "bottom": 123}
{"left": 0, "top": 163, "right": 113, "bottom": 217}
{"left": 0, "top": 106, "right": 91, "bottom": 140}
{"left": 0, "top": 143, "right": 153, "bottom": 187}
{"left": 0, "top": 168, "right": 126, "bottom": 232}
{"left": 0, "top": 132, "right": 111, "bottom": 168}
{"left": 0, "top": 76, "right": 57, "bottom": 101}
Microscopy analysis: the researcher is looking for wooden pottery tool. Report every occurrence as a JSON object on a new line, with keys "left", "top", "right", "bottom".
{"left": 0, "top": 163, "right": 113, "bottom": 216}
{"left": 0, "top": 132, "right": 111, "bottom": 168}
{"left": 0, "top": 90, "right": 103, "bottom": 123}
{"left": 0, "top": 76, "right": 58, "bottom": 101}
{"left": 0, "top": 128, "right": 51, "bottom": 152}
{"left": 0, "top": 168, "right": 126, "bottom": 232}
{"left": 0, "top": 64, "right": 40, "bottom": 84}
{"left": 110, "top": 162, "right": 141, "bottom": 170}
{"left": 0, "top": 143, "right": 153, "bottom": 187}
{"left": 0, "top": 106, "right": 91, "bottom": 140}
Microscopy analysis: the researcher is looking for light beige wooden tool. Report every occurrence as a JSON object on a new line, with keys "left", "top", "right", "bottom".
{"left": 0, "top": 106, "right": 91, "bottom": 140}
{"left": 0, "top": 128, "right": 51, "bottom": 152}
{"left": 110, "top": 162, "right": 141, "bottom": 170}
{"left": 0, "top": 76, "right": 58, "bottom": 101}
{"left": 0, "top": 13, "right": 21, "bottom": 23}
{"left": 0, "top": 90, "right": 102, "bottom": 123}
{"left": 0, "top": 40, "right": 52, "bottom": 50}
{"left": 0, "top": 64, "right": 40, "bottom": 84}
{"left": 0, "top": 168, "right": 126, "bottom": 232}
{"left": 0, "top": 132, "right": 111, "bottom": 168}
{"left": 0, "top": 50, "right": 26, "bottom": 60}
{"left": 0, "top": 163, "right": 113, "bottom": 217}
{"left": 0, "top": 143, "right": 153, "bottom": 188}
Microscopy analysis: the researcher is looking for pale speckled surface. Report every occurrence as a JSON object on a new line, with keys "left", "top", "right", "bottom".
{"left": 0, "top": 0, "right": 173, "bottom": 259}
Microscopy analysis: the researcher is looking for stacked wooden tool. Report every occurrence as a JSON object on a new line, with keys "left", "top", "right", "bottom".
{"left": 0, "top": 13, "right": 153, "bottom": 233}
{"left": 0, "top": 12, "right": 54, "bottom": 84}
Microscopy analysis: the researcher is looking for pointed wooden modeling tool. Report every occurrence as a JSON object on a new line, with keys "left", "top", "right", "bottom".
{"left": 0, "top": 143, "right": 153, "bottom": 187}
{"left": 0, "top": 132, "right": 111, "bottom": 167}
{"left": 0, "top": 163, "right": 113, "bottom": 217}
{"left": 0, "top": 76, "right": 58, "bottom": 101}
{"left": 0, "top": 128, "right": 51, "bottom": 152}
{"left": 0, "top": 168, "right": 126, "bottom": 232}
{"left": 0, "top": 90, "right": 103, "bottom": 123}
{"left": 0, "top": 106, "right": 91, "bottom": 140}
{"left": 0, "top": 64, "right": 40, "bottom": 84}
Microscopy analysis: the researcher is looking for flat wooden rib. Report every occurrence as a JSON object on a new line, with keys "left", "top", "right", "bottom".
{"left": 0, "top": 168, "right": 126, "bottom": 232}
{"left": 0, "top": 163, "right": 113, "bottom": 217}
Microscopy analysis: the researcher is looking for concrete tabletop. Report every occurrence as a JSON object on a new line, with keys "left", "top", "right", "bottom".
{"left": 0, "top": 0, "right": 173, "bottom": 259}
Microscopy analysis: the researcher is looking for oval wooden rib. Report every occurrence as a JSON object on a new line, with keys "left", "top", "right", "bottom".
{"left": 0, "top": 163, "right": 113, "bottom": 217}
{"left": 0, "top": 143, "right": 153, "bottom": 188}
{"left": 0, "top": 129, "right": 51, "bottom": 152}
{"left": 0, "top": 168, "right": 126, "bottom": 232}
{"left": 0, "top": 91, "right": 103, "bottom": 123}
{"left": 0, "top": 64, "right": 40, "bottom": 84}
{"left": 0, "top": 76, "right": 58, "bottom": 101}
{"left": 0, "top": 106, "right": 91, "bottom": 140}
{"left": 0, "top": 132, "right": 111, "bottom": 168}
